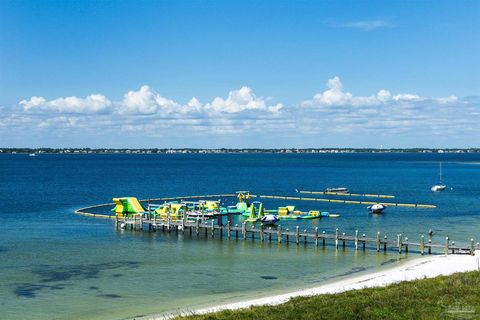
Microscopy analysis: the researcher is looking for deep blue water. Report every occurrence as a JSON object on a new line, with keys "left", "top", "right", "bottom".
{"left": 1, "top": 153, "right": 480, "bottom": 319}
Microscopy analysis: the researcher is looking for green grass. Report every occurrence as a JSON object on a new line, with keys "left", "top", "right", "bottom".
{"left": 178, "top": 271, "right": 480, "bottom": 320}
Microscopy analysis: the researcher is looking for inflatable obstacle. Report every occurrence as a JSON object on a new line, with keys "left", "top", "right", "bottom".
{"left": 112, "top": 197, "right": 145, "bottom": 216}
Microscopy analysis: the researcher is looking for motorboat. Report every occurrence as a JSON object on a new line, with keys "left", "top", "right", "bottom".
{"left": 260, "top": 214, "right": 279, "bottom": 225}
{"left": 368, "top": 203, "right": 386, "bottom": 213}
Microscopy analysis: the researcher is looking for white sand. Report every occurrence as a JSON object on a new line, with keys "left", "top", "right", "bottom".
{"left": 143, "top": 252, "right": 480, "bottom": 319}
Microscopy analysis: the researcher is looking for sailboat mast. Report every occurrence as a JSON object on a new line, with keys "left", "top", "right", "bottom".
{"left": 439, "top": 162, "right": 442, "bottom": 183}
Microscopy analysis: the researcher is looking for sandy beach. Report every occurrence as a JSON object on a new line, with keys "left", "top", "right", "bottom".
{"left": 142, "top": 252, "right": 480, "bottom": 320}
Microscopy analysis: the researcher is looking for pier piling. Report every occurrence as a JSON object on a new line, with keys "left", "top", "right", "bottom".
{"left": 420, "top": 235, "right": 425, "bottom": 255}
{"left": 277, "top": 225, "right": 282, "bottom": 244}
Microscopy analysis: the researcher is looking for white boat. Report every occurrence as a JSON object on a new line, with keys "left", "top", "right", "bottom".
{"left": 28, "top": 153, "right": 37, "bottom": 157}
{"left": 431, "top": 162, "right": 446, "bottom": 192}
{"left": 261, "top": 214, "right": 279, "bottom": 225}
{"left": 368, "top": 203, "right": 386, "bottom": 213}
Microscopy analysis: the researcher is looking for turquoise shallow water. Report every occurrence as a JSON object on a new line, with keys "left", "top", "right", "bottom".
{"left": 1, "top": 153, "right": 480, "bottom": 319}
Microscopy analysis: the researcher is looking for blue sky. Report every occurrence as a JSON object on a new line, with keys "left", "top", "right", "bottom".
{"left": 0, "top": 0, "right": 479, "bottom": 148}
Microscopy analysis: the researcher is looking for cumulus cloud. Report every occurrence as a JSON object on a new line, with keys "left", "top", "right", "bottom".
{"left": 19, "top": 85, "right": 283, "bottom": 118}
{"left": 204, "top": 86, "right": 283, "bottom": 114}
{"left": 301, "top": 76, "right": 457, "bottom": 109}
{"left": 119, "top": 85, "right": 182, "bottom": 115}
{"left": 298, "top": 76, "right": 473, "bottom": 136}
{"left": 6, "top": 78, "right": 478, "bottom": 146}
{"left": 301, "top": 76, "right": 380, "bottom": 107}
{"left": 20, "top": 94, "right": 112, "bottom": 114}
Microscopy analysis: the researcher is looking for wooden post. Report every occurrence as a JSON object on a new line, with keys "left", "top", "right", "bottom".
{"left": 428, "top": 239, "right": 432, "bottom": 254}
{"left": 242, "top": 222, "right": 246, "bottom": 240}
{"left": 295, "top": 226, "right": 300, "bottom": 245}
{"left": 342, "top": 232, "right": 346, "bottom": 248}
{"left": 269, "top": 227, "right": 272, "bottom": 242}
{"left": 181, "top": 218, "right": 185, "bottom": 234}
{"left": 286, "top": 228, "right": 289, "bottom": 243}
{"left": 315, "top": 227, "right": 319, "bottom": 247}
{"left": 235, "top": 224, "right": 239, "bottom": 239}
{"left": 227, "top": 221, "right": 231, "bottom": 239}
{"left": 445, "top": 236, "right": 449, "bottom": 255}
{"left": 277, "top": 225, "right": 282, "bottom": 244}
{"left": 471, "top": 238, "right": 475, "bottom": 256}
{"left": 384, "top": 235, "right": 387, "bottom": 252}
{"left": 376, "top": 231, "right": 380, "bottom": 252}
{"left": 147, "top": 200, "right": 151, "bottom": 219}
{"left": 211, "top": 220, "right": 214, "bottom": 238}
{"left": 260, "top": 223, "right": 264, "bottom": 242}
{"left": 362, "top": 234, "right": 366, "bottom": 250}
{"left": 451, "top": 241, "right": 455, "bottom": 254}
{"left": 354, "top": 230, "right": 358, "bottom": 250}
{"left": 322, "top": 231, "right": 326, "bottom": 247}
{"left": 397, "top": 234, "right": 402, "bottom": 254}
{"left": 166, "top": 215, "right": 170, "bottom": 232}
{"left": 405, "top": 237, "right": 409, "bottom": 253}
{"left": 251, "top": 225, "right": 255, "bottom": 240}
{"left": 196, "top": 218, "right": 200, "bottom": 236}
{"left": 304, "top": 229, "right": 307, "bottom": 244}
{"left": 335, "top": 228, "right": 339, "bottom": 250}
{"left": 115, "top": 215, "right": 119, "bottom": 229}
{"left": 420, "top": 235, "right": 425, "bottom": 255}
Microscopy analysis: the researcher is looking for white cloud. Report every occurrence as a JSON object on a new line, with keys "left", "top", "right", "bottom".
{"left": 392, "top": 93, "right": 422, "bottom": 101}
{"left": 298, "top": 76, "right": 475, "bottom": 137}
{"left": 376, "top": 89, "right": 391, "bottom": 102}
{"left": 341, "top": 20, "right": 389, "bottom": 31}
{"left": 204, "top": 86, "right": 283, "bottom": 114}
{"left": 20, "top": 94, "right": 112, "bottom": 114}
{"left": 436, "top": 95, "right": 458, "bottom": 104}
{"left": 119, "top": 85, "right": 181, "bottom": 115}
{"left": 301, "top": 76, "right": 382, "bottom": 107}
{"left": 302, "top": 76, "right": 458, "bottom": 109}
{"left": 7, "top": 78, "right": 477, "bottom": 146}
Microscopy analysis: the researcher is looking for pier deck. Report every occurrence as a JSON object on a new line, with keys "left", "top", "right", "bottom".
{"left": 116, "top": 215, "right": 476, "bottom": 256}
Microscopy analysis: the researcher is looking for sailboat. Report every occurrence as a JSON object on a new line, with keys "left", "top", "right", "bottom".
{"left": 431, "top": 162, "right": 446, "bottom": 192}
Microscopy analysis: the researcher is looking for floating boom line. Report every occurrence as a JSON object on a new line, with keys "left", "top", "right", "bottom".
{"left": 259, "top": 195, "right": 436, "bottom": 208}
{"left": 298, "top": 190, "right": 395, "bottom": 198}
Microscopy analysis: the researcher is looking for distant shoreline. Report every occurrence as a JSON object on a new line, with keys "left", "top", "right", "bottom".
{"left": 1, "top": 148, "right": 479, "bottom": 154}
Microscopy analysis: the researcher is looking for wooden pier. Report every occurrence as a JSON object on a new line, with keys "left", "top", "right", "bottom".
{"left": 115, "top": 215, "right": 476, "bottom": 256}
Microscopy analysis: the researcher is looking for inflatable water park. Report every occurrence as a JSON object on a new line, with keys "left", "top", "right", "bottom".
{"left": 111, "top": 191, "right": 340, "bottom": 225}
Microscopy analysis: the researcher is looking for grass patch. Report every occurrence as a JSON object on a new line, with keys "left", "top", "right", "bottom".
{"left": 178, "top": 271, "right": 480, "bottom": 320}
